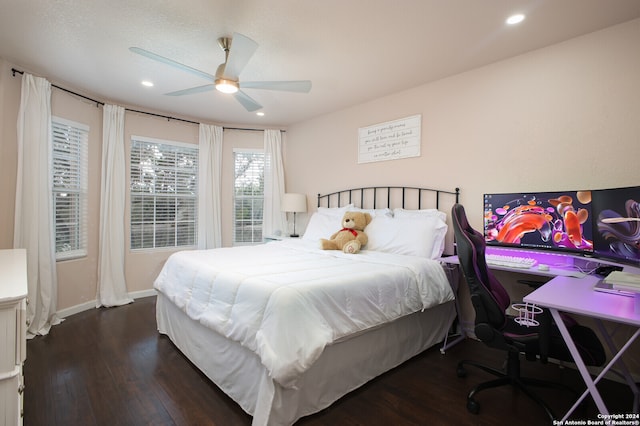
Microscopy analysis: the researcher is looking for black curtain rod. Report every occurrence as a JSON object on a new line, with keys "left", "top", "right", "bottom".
{"left": 10, "top": 67, "right": 280, "bottom": 132}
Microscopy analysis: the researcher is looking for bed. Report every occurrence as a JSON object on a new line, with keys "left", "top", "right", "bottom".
{"left": 154, "top": 186, "right": 460, "bottom": 425}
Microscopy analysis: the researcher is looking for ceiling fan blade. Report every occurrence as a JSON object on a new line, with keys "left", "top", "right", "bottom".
{"left": 164, "top": 84, "right": 215, "bottom": 96}
{"left": 240, "top": 80, "right": 312, "bottom": 93}
{"left": 129, "top": 47, "right": 215, "bottom": 82}
{"left": 222, "top": 33, "right": 259, "bottom": 79}
{"left": 234, "top": 90, "right": 263, "bottom": 112}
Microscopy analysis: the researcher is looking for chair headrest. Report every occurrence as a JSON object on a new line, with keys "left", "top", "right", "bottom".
{"left": 452, "top": 203, "right": 473, "bottom": 234}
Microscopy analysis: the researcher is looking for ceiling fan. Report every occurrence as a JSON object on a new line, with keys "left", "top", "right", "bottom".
{"left": 129, "top": 32, "right": 312, "bottom": 112}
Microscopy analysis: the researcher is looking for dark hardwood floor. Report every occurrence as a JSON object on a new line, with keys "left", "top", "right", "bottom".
{"left": 24, "top": 296, "right": 635, "bottom": 425}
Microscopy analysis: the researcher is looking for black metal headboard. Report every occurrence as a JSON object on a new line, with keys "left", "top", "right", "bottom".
{"left": 316, "top": 186, "right": 460, "bottom": 255}
{"left": 317, "top": 186, "right": 460, "bottom": 210}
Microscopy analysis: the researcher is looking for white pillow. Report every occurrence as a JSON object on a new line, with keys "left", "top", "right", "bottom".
{"left": 348, "top": 207, "right": 393, "bottom": 217}
{"left": 304, "top": 205, "right": 388, "bottom": 241}
{"left": 302, "top": 212, "right": 343, "bottom": 241}
{"left": 393, "top": 208, "right": 446, "bottom": 222}
{"left": 317, "top": 204, "right": 354, "bottom": 217}
{"left": 365, "top": 215, "right": 448, "bottom": 259}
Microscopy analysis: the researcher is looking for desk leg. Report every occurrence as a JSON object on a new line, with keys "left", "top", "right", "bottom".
{"left": 549, "top": 309, "right": 609, "bottom": 420}
{"left": 440, "top": 263, "right": 465, "bottom": 354}
{"left": 440, "top": 294, "right": 465, "bottom": 354}
{"left": 594, "top": 320, "right": 640, "bottom": 413}
{"left": 440, "top": 333, "right": 465, "bottom": 354}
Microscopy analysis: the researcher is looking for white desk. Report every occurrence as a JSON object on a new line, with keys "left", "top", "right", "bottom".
{"left": 440, "top": 246, "right": 594, "bottom": 279}
{"left": 524, "top": 274, "right": 640, "bottom": 420}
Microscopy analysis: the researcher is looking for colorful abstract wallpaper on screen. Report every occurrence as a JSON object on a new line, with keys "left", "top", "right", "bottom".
{"left": 483, "top": 191, "right": 593, "bottom": 253}
{"left": 592, "top": 186, "right": 640, "bottom": 265}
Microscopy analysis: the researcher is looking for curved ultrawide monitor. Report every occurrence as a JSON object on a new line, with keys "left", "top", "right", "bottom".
{"left": 483, "top": 191, "right": 594, "bottom": 255}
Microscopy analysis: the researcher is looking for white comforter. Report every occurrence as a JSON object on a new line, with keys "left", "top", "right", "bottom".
{"left": 154, "top": 239, "right": 454, "bottom": 388}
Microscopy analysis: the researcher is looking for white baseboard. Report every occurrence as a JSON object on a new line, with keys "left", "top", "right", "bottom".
{"left": 56, "top": 289, "right": 158, "bottom": 319}
{"left": 129, "top": 288, "right": 158, "bottom": 300}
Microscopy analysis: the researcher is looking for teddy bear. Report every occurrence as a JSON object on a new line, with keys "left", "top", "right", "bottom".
{"left": 320, "top": 211, "right": 372, "bottom": 254}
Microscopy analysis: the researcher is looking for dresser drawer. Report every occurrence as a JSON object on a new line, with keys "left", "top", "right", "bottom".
{"left": 0, "top": 370, "right": 20, "bottom": 425}
{"left": 0, "top": 249, "right": 28, "bottom": 426}
{"left": 0, "top": 303, "right": 19, "bottom": 373}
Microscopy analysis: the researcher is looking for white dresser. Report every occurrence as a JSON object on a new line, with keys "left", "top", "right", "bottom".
{"left": 0, "top": 249, "right": 27, "bottom": 426}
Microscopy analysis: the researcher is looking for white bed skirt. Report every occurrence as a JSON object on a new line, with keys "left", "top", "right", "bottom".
{"left": 156, "top": 293, "right": 455, "bottom": 426}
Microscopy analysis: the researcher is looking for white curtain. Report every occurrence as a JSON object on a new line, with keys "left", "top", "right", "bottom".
{"left": 14, "top": 73, "right": 61, "bottom": 336}
{"left": 197, "top": 124, "right": 223, "bottom": 249}
{"left": 96, "top": 104, "right": 133, "bottom": 307}
{"left": 263, "top": 129, "right": 287, "bottom": 237}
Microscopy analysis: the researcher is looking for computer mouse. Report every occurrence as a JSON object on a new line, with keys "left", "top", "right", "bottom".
{"left": 538, "top": 264, "right": 550, "bottom": 271}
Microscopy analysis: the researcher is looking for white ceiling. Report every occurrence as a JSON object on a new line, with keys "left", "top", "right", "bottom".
{"left": 1, "top": 0, "right": 639, "bottom": 128}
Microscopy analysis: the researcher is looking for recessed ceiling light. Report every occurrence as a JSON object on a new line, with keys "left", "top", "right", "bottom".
{"left": 141, "top": 80, "right": 154, "bottom": 87}
{"left": 256, "top": 111, "right": 265, "bottom": 116}
{"left": 506, "top": 14, "right": 525, "bottom": 25}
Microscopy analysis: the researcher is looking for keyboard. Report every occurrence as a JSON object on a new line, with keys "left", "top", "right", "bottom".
{"left": 485, "top": 254, "right": 536, "bottom": 269}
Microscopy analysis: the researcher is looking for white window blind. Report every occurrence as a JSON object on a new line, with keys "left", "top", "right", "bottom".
{"left": 234, "top": 150, "right": 264, "bottom": 244}
{"left": 130, "top": 137, "right": 198, "bottom": 250}
{"left": 52, "top": 117, "right": 88, "bottom": 260}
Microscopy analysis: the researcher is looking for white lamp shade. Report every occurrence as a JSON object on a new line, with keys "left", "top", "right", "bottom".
{"left": 282, "top": 193, "right": 307, "bottom": 213}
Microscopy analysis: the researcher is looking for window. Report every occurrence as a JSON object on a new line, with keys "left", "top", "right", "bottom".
{"left": 130, "top": 137, "right": 198, "bottom": 250}
{"left": 52, "top": 117, "right": 88, "bottom": 260}
{"left": 234, "top": 150, "right": 264, "bottom": 244}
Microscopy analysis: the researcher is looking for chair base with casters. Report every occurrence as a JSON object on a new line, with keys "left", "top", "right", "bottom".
{"left": 457, "top": 349, "right": 578, "bottom": 421}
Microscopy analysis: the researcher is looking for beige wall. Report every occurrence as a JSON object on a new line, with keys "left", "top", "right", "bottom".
{"left": 0, "top": 61, "right": 20, "bottom": 249}
{"left": 285, "top": 19, "right": 640, "bottom": 234}
{"left": 1, "top": 18, "right": 639, "bottom": 328}
{"left": 284, "top": 18, "right": 640, "bottom": 376}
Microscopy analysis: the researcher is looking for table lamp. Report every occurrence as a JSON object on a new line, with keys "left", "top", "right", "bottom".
{"left": 282, "top": 193, "right": 307, "bottom": 237}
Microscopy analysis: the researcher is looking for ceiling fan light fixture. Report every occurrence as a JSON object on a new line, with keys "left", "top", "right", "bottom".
{"left": 215, "top": 78, "right": 239, "bottom": 94}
